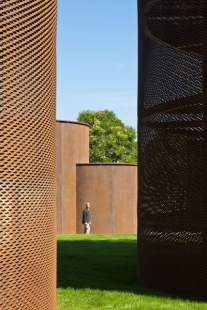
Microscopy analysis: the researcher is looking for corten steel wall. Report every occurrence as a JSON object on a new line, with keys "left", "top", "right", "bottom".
{"left": 76, "top": 164, "right": 137, "bottom": 234}
{"left": 56, "top": 121, "right": 89, "bottom": 234}
{"left": 138, "top": 0, "right": 207, "bottom": 298}
{"left": 1, "top": 1, "right": 57, "bottom": 309}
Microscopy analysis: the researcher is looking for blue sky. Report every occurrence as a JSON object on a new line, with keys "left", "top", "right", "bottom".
{"left": 57, "top": 0, "right": 137, "bottom": 131}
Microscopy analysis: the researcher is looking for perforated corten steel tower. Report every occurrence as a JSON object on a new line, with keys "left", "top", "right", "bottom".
{"left": 138, "top": 0, "right": 207, "bottom": 298}
{"left": 1, "top": 1, "right": 57, "bottom": 309}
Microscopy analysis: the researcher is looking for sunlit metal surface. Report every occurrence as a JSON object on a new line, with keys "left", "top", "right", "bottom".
{"left": 56, "top": 121, "right": 89, "bottom": 234}
{"left": 76, "top": 164, "right": 138, "bottom": 234}
{"left": 1, "top": 1, "right": 57, "bottom": 308}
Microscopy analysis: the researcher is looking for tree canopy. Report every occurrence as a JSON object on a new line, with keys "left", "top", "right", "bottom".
{"left": 77, "top": 110, "right": 137, "bottom": 163}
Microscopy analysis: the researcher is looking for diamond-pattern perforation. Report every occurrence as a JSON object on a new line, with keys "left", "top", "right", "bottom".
{"left": 138, "top": 0, "right": 207, "bottom": 298}
{"left": 1, "top": 1, "right": 57, "bottom": 309}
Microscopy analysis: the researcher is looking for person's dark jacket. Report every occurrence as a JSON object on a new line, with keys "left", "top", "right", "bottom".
{"left": 82, "top": 208, "right": 90, "bottom": 224}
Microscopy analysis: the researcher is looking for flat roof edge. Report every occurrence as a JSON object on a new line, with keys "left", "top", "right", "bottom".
{"left": 56, "top": 120, "right": 89, "bottom": 127}
{"left": 76, "top": 163, "right": 137, "bottom": 166}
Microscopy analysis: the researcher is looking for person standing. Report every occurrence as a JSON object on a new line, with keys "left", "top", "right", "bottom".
{"left": 82, "top": 202, "right": 91, "bottom": 234}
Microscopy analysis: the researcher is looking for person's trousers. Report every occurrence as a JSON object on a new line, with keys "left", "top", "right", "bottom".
{"left": 84, "top": 223, "right": 90, "bottom": 234}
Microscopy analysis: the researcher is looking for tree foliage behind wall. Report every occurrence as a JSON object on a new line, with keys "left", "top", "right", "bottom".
{"left": 77, "top": 110, "right": 137, "bottom": 163}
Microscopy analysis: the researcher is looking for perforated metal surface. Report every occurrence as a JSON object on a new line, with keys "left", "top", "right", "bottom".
{"left": 1, "top": 1, "right": 57, "bottom": 309}
{"left": 138, "top": 0, "right": 207, "bottom": 298}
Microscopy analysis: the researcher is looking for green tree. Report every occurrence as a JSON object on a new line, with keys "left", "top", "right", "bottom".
{"left": 77, "top": 110, "right": 137, "bottom": 163}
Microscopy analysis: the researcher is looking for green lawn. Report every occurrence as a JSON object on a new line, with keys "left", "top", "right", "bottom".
{"left": 57, "top": 234, "right": 207, "bottom": 310}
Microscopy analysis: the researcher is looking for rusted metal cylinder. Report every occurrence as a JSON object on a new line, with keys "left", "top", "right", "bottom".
{"left": 56, "top": 121, "right": 89, "bottom": 234}
{"left": 76, "top": 164, "right": 138, "bottom": 234}
{"left": 1, "top": 1, "right": 57, "bottom": 309}
{"left": 138, "top": 0, "right": 207, "bottom": 298}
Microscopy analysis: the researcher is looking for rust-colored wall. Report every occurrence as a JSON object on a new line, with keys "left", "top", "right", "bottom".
{"left": 1, "top": 1, "right": 57, "bottom": 309}
{"left": 56, "top": 121, "right": 89, "bottom": 234}
{"left": 76, "top": 164, "right": 138, "bottom": 234}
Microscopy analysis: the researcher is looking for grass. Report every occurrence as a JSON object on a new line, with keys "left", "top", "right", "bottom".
{"left": 57, "top": 234, "right": 207, "bottom": 310}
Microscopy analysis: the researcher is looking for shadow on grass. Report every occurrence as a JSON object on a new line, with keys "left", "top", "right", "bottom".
{"left": 57, "top": 238, "right": 137, "bottom": 291}
{"left": 57, "top": 237, "right": 206, "bottom": 302}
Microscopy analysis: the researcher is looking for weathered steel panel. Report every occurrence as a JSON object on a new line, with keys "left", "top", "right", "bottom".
{"left": 111, "top": 165, "right": 138, "bottom": 234}
{"left": 138, "top": 0, "right": 207, "bottom": 298}
{"left": 56, "top": 121, "right": 89, "bottom": 234}
{"left": 56, "top": 123, "right": 62, "bottom": 235}
{"left": 76, "top": 164, "right": 138, "bottom": 234}
{"left": 1, "top": 1, "right": 57, "bottom": 309}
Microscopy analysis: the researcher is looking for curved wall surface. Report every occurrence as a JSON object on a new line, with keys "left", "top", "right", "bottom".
{"left": 56, "top": 121, "right": 89, "bottom": 234}
{"left": 1, "top": 1, "right": 57, "bottom": 309}
{"left": 76, "top": 164, "right": 138, "bottom": 234}
{"left": 138, "top": 0, "right": 207, "bottom": 298}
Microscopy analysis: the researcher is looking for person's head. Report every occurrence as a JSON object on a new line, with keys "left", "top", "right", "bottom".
{"left": 86, "top": 202, "right": 90, "bottom": 209}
